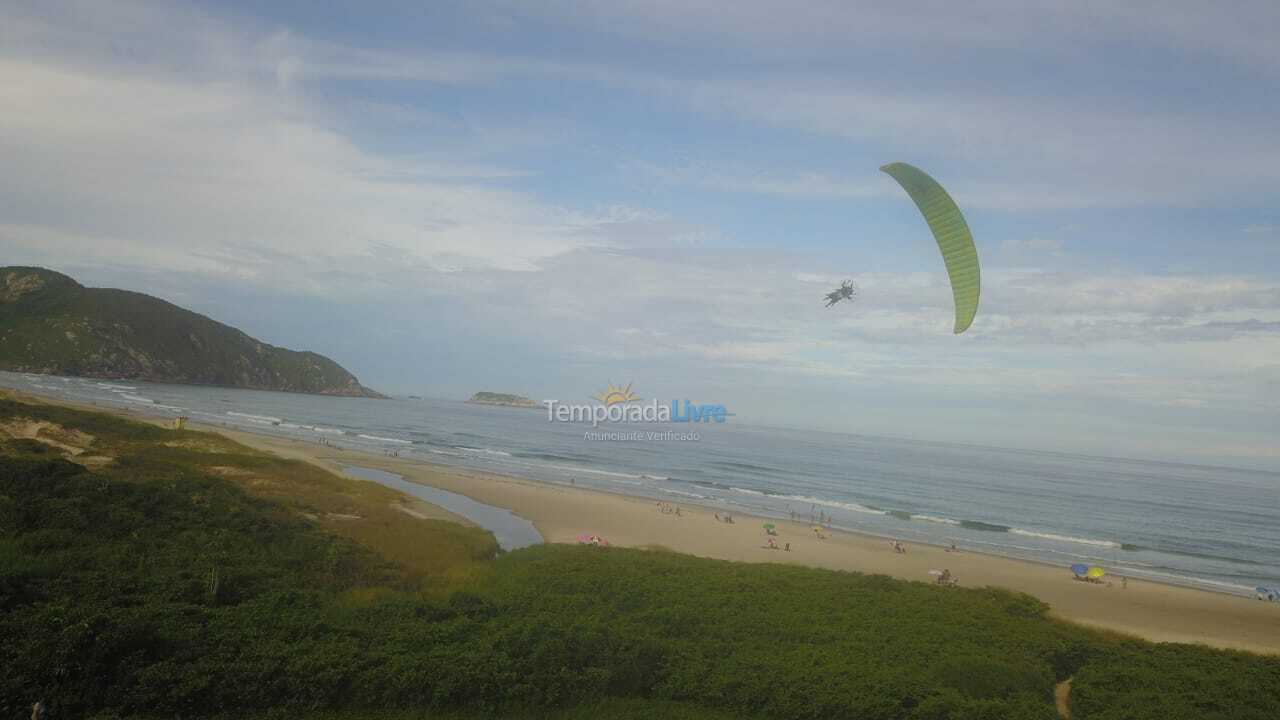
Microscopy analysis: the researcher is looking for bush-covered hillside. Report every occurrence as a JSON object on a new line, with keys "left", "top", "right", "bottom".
{"left": 1, "top": 398, "right": 1277, "bottom": 719}
{"left": 0, "top": 266, "right": 383, "bottom": 397}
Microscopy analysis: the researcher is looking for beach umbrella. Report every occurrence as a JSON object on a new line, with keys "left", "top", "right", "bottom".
{"left": 928, "top": 569, "right": 944, "bottom": 577}
{"left": 1070, "top": 564, "right": 1089, "bottom": 577}
{"left": 1086, "top": 566, "right": 1106, "bottom": 580}
{"left": 763, "top": 523, "right": 776, "bottom": 529}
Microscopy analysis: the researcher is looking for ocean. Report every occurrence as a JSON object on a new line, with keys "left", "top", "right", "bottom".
{"left": 5, "top": 370, "right": 1278, "bottom": 598}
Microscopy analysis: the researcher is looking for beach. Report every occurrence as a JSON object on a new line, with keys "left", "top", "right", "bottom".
{"left": 208, "top": 420, "right": 1280, "bottom": 655}
{"left": 7, "top": 388, "right": 1279, "bottom": 655}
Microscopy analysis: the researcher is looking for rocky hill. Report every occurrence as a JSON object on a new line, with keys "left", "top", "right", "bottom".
{"left": 467, "top": 391, "right": 538, "bottom": 408}
{"left": 0, "top": 267, "right": 383, "bottom": 397}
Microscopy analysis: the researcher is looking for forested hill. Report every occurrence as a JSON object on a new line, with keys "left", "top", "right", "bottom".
{"left": 0, "top": 266, "right": 383, "bottom": 397}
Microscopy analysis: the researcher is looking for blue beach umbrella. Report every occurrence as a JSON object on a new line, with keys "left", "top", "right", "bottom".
{"left": 1070, "top": 564, "right": 1089, "bottom": 577}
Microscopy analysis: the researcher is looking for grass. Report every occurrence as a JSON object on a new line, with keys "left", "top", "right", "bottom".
{"left": 2, "top": 397, "right": 1277, "bottom": 719}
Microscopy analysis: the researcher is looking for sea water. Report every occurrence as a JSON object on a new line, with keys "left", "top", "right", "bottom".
{"left": 4, "top": 370, "right": 1277, "bottom": 597}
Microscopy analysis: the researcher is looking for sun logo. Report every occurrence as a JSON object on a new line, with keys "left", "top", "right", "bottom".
{"left": 593, "top": 382, "right": 641, "bottom": 406}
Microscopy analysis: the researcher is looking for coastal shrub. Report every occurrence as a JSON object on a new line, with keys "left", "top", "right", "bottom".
{"left": 1069, "top": 641, "right": 1280, "bottom": 720}
{"left": 2, "top": 402, "right": 1278, "bottom": 719}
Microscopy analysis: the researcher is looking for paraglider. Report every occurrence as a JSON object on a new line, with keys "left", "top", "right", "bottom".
{"left": 824, "top": 280, "right": 858, "bottom": 307}
{"left": 880, "top": 162, "right": 981, "bottom": 334}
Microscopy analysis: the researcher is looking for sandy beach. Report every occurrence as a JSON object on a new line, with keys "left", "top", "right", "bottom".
{"left": 207, "top": 422, "right": 1280, "bottom": 655}
{"left": 8, "top": 390, "right": 1280, "bottom": 655}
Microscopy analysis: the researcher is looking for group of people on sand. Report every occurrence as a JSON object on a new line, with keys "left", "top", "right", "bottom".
{"left": 764, "top": 537, "right": 791, "bottom": 552}
{"left": 713, "top": 512, "right": 735, "bottom": 524}
{"left": 935, "top": 568, "right": 957, "bottom": 586}
{"left": 890, "top": 540, "right": 907, "bottom": 554}
{"left": 656, "top": 502, "right": 682, "bottom": 517}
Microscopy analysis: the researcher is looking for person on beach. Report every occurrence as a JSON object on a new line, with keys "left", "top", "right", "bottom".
{"left": 784, "top": 542, "right": 791, "bottom": 552}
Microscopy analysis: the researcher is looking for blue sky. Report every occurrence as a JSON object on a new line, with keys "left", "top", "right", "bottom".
{"left": 2, "top": 1, "right": 1278, "bottom": 469}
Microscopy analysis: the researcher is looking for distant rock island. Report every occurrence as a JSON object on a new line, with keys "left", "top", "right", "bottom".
{"left": 467, "top": 391, "right": 538, "bottom": 408}
{"left": 0, "top": 266, "right": 384, "bottom": 398}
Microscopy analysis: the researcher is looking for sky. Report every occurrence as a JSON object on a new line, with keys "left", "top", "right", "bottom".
{"left": 1, "top": 1, "right": 1278, "bottom": 469}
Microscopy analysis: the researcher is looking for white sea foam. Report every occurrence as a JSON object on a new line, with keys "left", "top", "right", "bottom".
{"left": 732, "top": 487, "right": 766, "bottom": 497}
{"left": 456, "top": 446, "right": 512, "bottom": 457}
{"left": 120, "top": 394, "right": 154, "bottom": 404}
{"left": 550, "top": 464, "right": 643, "bottom": 480}
{"left": 1009, "top": 528, "right": 1120, "bottom": 549}
{"left": 313, "top": 426, "right": 345, "bottom": 435}
{"left": 226, "top": 411, "right": 283, "bottom": 424}
{"left": 912, "top": 514, "right": 960, "bottom": 525}
{"left": 97, "top": 383, "right": 138, "bottom": 391}
{"left": 358, "top": 434, "right": 412, "bottom": 445}
{"left": 777, "top": 494, "right": 888, "bottom": 516}
{"left": 666, "top": 489, "right": 708, "bottom": 500}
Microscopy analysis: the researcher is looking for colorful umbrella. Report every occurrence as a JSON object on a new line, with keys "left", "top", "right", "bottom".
{"left": 763, "top": 523, "right": 776, "bottom": 529}
{"left": 1086, "top": 566, "right": 1106, "bottom": 580}
{"left": 1070, "top": 564, "right": 1089, "bottom": 577}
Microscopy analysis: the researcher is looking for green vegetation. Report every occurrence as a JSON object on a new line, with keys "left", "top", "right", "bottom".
{"left": 468, "top": 392, "right": 539, "bottom": 408}
{"left": 0, "top": 266, "right": 383, "bottom": 397}
{"left": 2, "top": 398, "right": 1277, "bottom": 719}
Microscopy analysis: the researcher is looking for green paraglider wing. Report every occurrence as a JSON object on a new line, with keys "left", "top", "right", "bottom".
{"left": 880, "top": 162, "right": 981, "bottom": 334}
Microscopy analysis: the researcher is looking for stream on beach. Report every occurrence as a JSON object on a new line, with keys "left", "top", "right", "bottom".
{"left": 341, "top": 464, "right": 543, "bottom": 551}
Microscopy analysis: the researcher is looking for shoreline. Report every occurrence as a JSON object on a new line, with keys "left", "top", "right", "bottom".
{"left": 5, "top": 388, "right": 1279, "bottom": 654}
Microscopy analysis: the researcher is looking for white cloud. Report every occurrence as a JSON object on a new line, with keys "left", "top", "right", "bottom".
{"left": 0, "top": 15, "right": 696, "bottom": 293}
{"left": 3, "top": 1, "right": 1278, "bottom": 464}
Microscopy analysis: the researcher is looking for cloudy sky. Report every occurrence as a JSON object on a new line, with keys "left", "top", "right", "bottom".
{"left": 2, "top": 1, "right": 1278, "bottom": 468}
